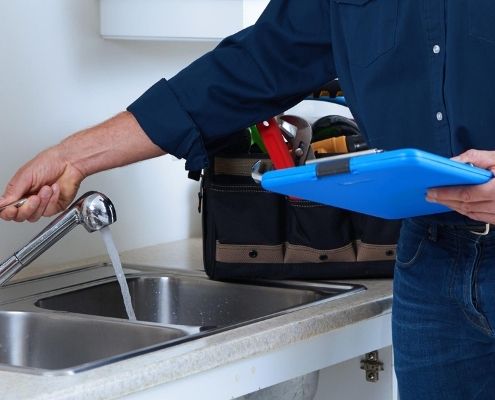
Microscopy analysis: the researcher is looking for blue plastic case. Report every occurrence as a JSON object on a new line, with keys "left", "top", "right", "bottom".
{"left": 260, "top": 148, "right": 493, "bottom": 219}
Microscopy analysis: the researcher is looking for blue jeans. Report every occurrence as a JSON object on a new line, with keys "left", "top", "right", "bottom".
{"left": 393, "top": 215, "right": 495, "bottom": 400}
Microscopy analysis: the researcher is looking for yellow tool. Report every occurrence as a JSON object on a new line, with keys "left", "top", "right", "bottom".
{"left": 312, "top": 135, "right": 368, "bottom": 155}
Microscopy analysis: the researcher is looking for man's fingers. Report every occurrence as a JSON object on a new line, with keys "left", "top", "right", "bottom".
{"left": 454, "top": 211, "right": 495, "bottom": 225}
{"left": 0, "top": 168, "right": 35, "bottom": 221}
{"left": 43, "top": 183, "right": 63, "bottom": 217}
{"left": 0, "top": 185, "right": 64, "bottom": 222}
{"left": 27, "top": 186, "right": 53, "bottom": 222}
{"left": 13, "top": 195, "right": 41, "bottom": 222}
{"left": 0, "top": 169, "right": 34, "bottom": 208}
{"left": 445, "top": 206, "right": 495, "bottom": 225}
{"left": 0, "top": 206, "right": 18, "bottom": 221}
{"left": 427, "top": 180, "right": 495, "bottom": 203}
{"left": 427, "top": 198, "right": 494, "bottom": 214}
{"left": 0, "top": 185, "right": 23, "bottom": 207}
{"left": 452, "top": 149, "right": 495, "bottom": 170}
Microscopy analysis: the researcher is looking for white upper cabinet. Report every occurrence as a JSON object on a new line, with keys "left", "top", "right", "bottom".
{"left": 100, "top": 0, "right": 269, "bottom": 41}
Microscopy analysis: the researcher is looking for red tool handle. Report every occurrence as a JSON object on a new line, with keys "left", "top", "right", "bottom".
{"left": 256, "top": 118, "right": 295, "bottom": 169}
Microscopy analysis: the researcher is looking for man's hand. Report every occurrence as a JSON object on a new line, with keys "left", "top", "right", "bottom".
{"left": 426, "top": 149, "right": 495, "bottom": 224}
{"left": 0, "top": 111, "right": 165, "bottom": 223}
{"left": 0, "top": 146, "right": 85, "bottom": 222}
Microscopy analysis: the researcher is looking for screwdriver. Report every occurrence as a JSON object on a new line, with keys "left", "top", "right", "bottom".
{"left": 0, "top": 198, "right": 27, "bottom": 213}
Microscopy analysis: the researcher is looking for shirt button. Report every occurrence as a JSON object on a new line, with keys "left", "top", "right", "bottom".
{"left": 433, "top": 45, "right": 441, "bottom": 54}
{"left": 436, "top": 112, "right": 443, "bottom": 121}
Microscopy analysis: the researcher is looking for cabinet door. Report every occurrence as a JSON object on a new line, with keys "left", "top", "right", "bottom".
{"left": 100, "top": 0, "right": 269, "bottom": 41}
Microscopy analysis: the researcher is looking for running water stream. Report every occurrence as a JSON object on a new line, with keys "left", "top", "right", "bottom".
{"left": 100, "top": 226, "right": 137, "bottom": 320}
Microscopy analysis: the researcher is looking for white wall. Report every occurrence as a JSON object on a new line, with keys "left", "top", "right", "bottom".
{"left": 0, "top": 0, "right": 217, "bottom": 269}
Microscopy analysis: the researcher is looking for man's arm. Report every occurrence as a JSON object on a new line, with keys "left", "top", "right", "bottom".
{"left": 1, "top": 0, "right": 336, "bottom": 222}
{"left": 0, "top": 112, "right": 165, "bottom": 222}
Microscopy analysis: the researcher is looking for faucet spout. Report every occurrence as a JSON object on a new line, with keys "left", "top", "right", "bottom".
{"left": 0, "top": 191, "right": 116, "bottom": 286}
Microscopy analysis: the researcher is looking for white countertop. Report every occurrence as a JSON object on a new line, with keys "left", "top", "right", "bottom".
{"left": 0, "top": 239, "right": 393, "bottom": 400}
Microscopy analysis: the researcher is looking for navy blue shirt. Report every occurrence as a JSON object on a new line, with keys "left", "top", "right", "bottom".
{"left": 127, "top": 0, "right": 495, "bottom": 171}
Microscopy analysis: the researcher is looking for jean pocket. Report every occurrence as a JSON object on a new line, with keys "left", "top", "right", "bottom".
{"left": 332, "top": 0, "right": 398, "bottom": 67}
{"left": 469, "top": 0, "right": 495, "bottom": 44}
{"left": 466, "top": 256, "right": 495, "bottom": 335}
{"left": 395, "top": 220, "right": 426, "bottom": 269}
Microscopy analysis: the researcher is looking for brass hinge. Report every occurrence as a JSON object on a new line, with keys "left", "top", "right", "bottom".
{"left": 360, "top": 351, "right": 384, "bottom": 382}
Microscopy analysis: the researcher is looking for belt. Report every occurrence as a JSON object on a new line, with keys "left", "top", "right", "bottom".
{"left": 450, "top": 223, "right": 495, "bottom": 236}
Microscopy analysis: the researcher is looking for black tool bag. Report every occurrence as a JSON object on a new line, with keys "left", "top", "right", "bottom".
{"left": 199, "top": 153, "right": 402, "bottom": 281}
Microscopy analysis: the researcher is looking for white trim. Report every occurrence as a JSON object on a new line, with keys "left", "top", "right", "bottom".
{"left": 123, "top": 313, "right": 392, "bottom": 399}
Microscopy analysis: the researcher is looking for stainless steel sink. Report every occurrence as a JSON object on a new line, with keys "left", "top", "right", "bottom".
{"left": 36, "top": 275, "right": 339, "bottom": 328}
{"left": 0, "top": 311, "right": 187, "bottom": 374}
{"left": 0, "top": 264, "right": 365, "bottom": 375}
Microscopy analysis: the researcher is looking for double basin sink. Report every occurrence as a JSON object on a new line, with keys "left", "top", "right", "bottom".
{"left": 0, "top": 264, "right": 364, "bottom": 375}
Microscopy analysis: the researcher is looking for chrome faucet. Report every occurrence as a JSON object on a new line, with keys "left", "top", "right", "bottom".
{"left": 0, "top": 191, "right": 116, "bottom": 286}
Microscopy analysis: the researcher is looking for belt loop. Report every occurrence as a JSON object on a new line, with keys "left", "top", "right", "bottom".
{"left": 470, "top": 223, "right": 491, "bottom": 236}
{"left": 428, "top": 224, "right": 438, "bottom": 242}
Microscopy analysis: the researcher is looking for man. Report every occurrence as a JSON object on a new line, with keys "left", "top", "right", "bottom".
{"left": 1, "top": 1, "right": 495, "bottom": 398}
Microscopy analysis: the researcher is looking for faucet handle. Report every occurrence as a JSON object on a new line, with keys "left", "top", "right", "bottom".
{"left": 0, "top": 191, "right": 117, "bottom": 286}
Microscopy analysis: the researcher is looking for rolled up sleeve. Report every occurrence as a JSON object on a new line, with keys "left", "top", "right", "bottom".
{"left": 127, "top": 0, "right": 336, "bottom": 171}
{"left": 127, "top": 79, "right": 208, "bottom": 171}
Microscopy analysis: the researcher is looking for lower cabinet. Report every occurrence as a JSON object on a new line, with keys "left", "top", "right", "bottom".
{"left": 235, "top": 346, "right": 397, "bottom": 400}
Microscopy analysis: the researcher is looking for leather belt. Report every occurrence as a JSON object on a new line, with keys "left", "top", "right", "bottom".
{"left": 452, "top": 223, "right": 494, "bottom": 236}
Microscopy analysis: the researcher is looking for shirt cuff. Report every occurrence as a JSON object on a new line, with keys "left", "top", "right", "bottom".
{"left": 127, "top": 78, "right": 209, "bottom": 171}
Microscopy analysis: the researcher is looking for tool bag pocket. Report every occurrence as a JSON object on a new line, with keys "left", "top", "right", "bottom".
{"left": 284, "top": 199, "right": 354, "bottom": 263}
{"left": 352, "top": 213, "right": 399, "bottom": 262}
{"left": 201, "top": 155, "right": 285, "bottom": 279}
{"left": 200, "top": 154, "right": 401, "bottom": 280}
